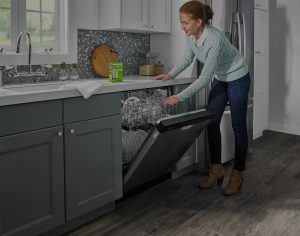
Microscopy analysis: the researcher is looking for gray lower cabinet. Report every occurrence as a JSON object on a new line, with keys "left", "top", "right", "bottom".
{"left": 64, "top": 115, "right": 122, "bottom": 221}
{"left": 0, "top": 126, "right": 65, "bottom": 236}
{"left": 0, "top": 93, "right": 122, "bottom": 235}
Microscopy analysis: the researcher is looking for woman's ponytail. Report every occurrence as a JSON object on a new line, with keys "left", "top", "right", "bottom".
{"left": 203, "top": 4, "right": 213, "bottom": 25}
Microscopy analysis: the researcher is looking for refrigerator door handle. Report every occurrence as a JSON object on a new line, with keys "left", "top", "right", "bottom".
{"left": 237, "top": 13, "right": 242, "bottom": 55}
{"left": 229, "top": 15, "right": 233, "bottom": 42}
{"left": 230, "top": 13, "right": 237, "bottom": 44}
{"left": 242, "top": 13, "right": 247, "bottom": 59}
{"left": 230, "top": 13, "right": 239, "bottom": 50}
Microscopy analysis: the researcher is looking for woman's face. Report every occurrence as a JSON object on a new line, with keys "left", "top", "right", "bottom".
{"left": 179, "top": 12, "right": 202, "bottom": 37}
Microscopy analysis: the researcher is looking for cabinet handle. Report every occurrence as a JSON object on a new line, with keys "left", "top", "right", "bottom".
{"left": 254, "top": 51, "right": 262, "bottom": 54}
{"left": 150, "top": 25, "right": 154, "bottom": 29}
{"left": 144, "top": 25, "right": 148, "bottom": 28}
{"left": 57, "top": 131, "right": 63, "bottom": 137}
{"left": 70, "top": 129, "right": 75, "bottom": 134}
{"left": 256, "top": 4, "right": 261, "bottom": 7}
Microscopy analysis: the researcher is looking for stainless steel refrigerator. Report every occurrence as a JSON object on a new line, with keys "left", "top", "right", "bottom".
{"left": 195, "top": 0, "right": 254, "bottom": 172}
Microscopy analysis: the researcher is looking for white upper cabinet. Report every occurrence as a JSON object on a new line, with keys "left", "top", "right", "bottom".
{"left": 121, "top": 0, "right": 148, "bottom": 31}
{"left": 148, "top": 0, "right": 172, "bottom": 33}
{"left": 77, "top": 0, "right": 99, "bottom": 30}
{"left": 98, "top": 0, "right": 171, "bottom": 33}
{"left": 254, "top": 0, "right": 269, "bottom": 11}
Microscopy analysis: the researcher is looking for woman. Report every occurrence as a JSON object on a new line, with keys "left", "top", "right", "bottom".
{"left": 154, "top": 1, "right": 250, "bottom": 196}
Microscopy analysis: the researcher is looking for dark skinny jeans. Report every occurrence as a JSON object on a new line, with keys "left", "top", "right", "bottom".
{"left": 207, "top": 73, "right": 250, "bottom": 171}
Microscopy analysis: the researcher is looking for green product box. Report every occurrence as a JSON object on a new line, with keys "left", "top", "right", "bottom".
{"left": 109, "top": 62, "right": 123, "bottom": 82}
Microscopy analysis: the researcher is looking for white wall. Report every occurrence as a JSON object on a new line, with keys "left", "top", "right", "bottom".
{"left": 150, "top": 0, "right": 197, "bottom": 78}
{"left": 269, "top": 0, "right": 300, "bottom": 135}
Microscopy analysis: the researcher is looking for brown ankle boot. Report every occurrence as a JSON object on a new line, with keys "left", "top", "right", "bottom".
{"left": 199, "top": 164, "right": 224, "bottom": 189}
{"left": 223, "top": 169, "right": 243, "bottom": 196}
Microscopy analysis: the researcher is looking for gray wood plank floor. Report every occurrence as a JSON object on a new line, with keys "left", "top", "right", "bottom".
{"left": 65, "top": 130, "right": 300, "bottom": 236}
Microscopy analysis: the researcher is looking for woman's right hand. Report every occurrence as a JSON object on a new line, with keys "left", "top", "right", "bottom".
{"left": 153, "top": 73, "right": 172, "bottom": 81}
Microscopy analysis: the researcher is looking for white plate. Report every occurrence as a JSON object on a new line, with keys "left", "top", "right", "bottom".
{"left": 122, "top": 130, "right": 134, "bottom": 162}
{"left": 122, "top": 130, "right": 130, "bottom": 154}
{"left": 127, "top": 130, "right": 138, "bottom": 156}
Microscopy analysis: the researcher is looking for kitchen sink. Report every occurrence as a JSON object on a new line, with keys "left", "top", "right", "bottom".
{"left": 3, "top": 82, "right": 65, "bottom": 93}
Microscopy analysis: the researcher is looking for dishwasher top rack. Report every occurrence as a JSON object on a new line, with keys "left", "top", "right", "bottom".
{"left": 121, "top": 88, "right": 177, "bottom": 130}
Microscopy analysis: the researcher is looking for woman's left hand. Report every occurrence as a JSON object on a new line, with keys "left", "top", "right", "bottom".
{"left": 163, "top": 95, "right": 180, "bottom": 105}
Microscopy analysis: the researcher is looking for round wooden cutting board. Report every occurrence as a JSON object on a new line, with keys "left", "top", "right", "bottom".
{"left": 91, "top": 44, "right": 119, "bottom": 78}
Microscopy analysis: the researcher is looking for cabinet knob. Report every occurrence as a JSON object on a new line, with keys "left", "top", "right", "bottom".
{"left": 144, "top": 25, "right": 148, "bottom": 28}
{"left": 57, "top": 131, "right": 63, "bottom": 137}
{"left": 70, "top": 129, "right": 75, "bottom": 134}
{"left": 150, "top": 25, "right": 154, "bottom": 29}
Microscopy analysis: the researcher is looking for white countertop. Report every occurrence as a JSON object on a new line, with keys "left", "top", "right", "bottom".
{"left": 0, "top": 76, "right": 196, "bottom": 106}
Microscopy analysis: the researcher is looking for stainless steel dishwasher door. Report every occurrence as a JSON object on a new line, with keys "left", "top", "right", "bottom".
{"left": 123, "top": 109, "right": 215, "bottom": 192}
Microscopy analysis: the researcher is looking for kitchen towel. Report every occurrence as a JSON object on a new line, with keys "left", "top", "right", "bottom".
{"left": 61, "top": 81, "right": 103, "bottom": 99}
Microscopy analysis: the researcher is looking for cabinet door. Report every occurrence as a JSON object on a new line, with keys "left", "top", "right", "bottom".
{"left": 254, "top": 10, "right": 268, "bottom": 56}
{"left": 121, "top": 0, "right": 148, "bottom": 31}
{"left": 254, "top": 9, "right": 269, "bottom": 138}
{"left": 99, "top": 0, "right": 171, "bottom": 33}
{"left": 254, "top": 0, "right": 269, "bottom": 11}
{"left": 148, "top": 0, "right": 171, "bottom": 33}
{"left": 65, "top": 115, "right": 122, "bottom": 221}
{"left": 0, "top": 127, "right": 64, "bottom": 236}
{"left": 77, "top": 0, "right": 98, "bottom": 30}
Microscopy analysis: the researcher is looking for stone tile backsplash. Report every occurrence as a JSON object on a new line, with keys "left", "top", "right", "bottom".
{"left": 1, "top": 30, "right": 150, "bottom": 85}
{"left": 78, "top": 30, "right": 150, "bottom": 79}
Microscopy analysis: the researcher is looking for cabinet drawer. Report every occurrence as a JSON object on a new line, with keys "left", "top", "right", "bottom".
{"left": 63, "top": 93, "right": 121, "bottom": 123}
{"left": 0, "top": 100, "right": 63, "bottom": 137}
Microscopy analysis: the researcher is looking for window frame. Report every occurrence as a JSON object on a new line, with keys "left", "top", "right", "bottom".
{"left": 0, "top": 0, "right": 18, "bottom": 49}
{"left": 0, "top": 0, "right": 77, "bottom": 65}
{"left": 24, "top": 0, "right": 58, "bottom": 50}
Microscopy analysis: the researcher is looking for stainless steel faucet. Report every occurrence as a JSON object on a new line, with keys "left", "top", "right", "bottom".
{"left": 16, "top": 30, "right": 32, "bottom": 74}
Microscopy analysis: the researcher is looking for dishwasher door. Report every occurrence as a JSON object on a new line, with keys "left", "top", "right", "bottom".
{"left": 123, "top": 109, "right": 215, "bottom": 192}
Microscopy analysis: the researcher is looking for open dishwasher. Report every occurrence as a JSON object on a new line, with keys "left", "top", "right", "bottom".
{"left": 121, "top": 87, "right": 215, "bottom": 192}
